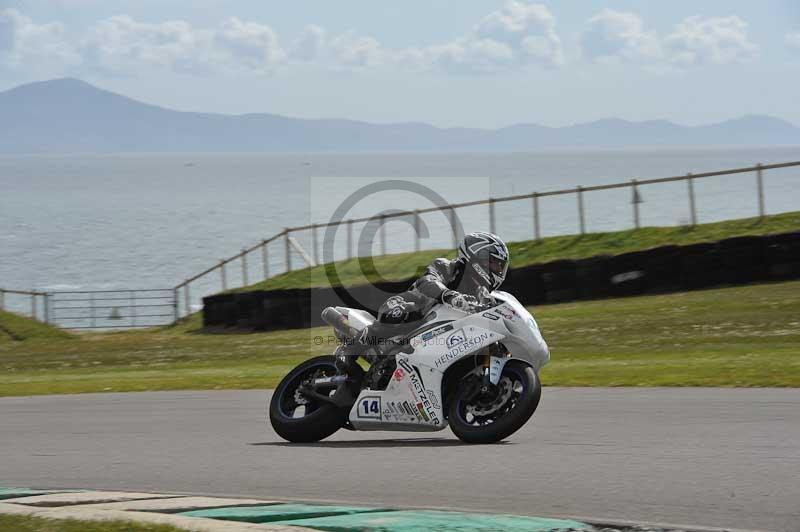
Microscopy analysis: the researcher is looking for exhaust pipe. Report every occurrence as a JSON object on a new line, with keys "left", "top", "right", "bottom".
{"left": 321, "top": 307, "right": 360, "bottom": 339}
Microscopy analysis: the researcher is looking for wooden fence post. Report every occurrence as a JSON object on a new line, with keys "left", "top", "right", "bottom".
{"left": 632, "top": 179, "right": 640, "bottom": 229}
{"left": 184, "top": 283, "right": 190, "bottom": 317}
{"left": 687, "top": 173, "right": 697, "bottom": 226}
{"left": 347, "top": 220, "right": 353, "bottom": 260}
{"left": 220, "top": 260, "right": 227, "bottom": 291}
{"left": 577, "top": 186, "right": 586, "bottom": 235}
{"left": 489, "top": 198, "right": 496, "bottom": 234}
{"left": 311, "top": 225, "right": 319, "bottom": 265}
{"left": 261, "top": 240, "right": 269, "bottom": 279}
{"left": 241, "top": 249, "right": 248, "bottom": 287}
{"left": 756, "top": 163, "right": 765, "bottom": 219}
{"left": 284, "top": 229, "right": 292, "bottom": 272}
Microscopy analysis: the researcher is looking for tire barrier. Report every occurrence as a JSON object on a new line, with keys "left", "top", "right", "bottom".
{"left": 203, "top": 231, "right": 800, "bottom": 331}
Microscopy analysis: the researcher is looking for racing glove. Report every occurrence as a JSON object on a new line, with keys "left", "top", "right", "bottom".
{"left": 441, "top": 290, "right": 478, "bottom": 312}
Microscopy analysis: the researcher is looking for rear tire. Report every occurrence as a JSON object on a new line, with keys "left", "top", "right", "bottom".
{"left": 269, "top": 355, "right": 359, "bottom": 443}
{"left": 448, "top": 361, "right": 541, "bottom": 444}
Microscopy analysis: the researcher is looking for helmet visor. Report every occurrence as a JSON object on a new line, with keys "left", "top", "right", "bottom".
{"left": 487, "top": 256, "right": 508, "bottom": 280}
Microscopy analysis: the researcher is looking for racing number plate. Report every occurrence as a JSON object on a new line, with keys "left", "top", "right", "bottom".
{"left": 357, "top": 396, "right": 381, "bottom": 419}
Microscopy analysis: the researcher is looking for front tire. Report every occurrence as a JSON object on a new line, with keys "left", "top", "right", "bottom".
{"left": 448, "top": 361, "right": 541, "bottom": 444}
{"left": 269, "top": 355, "right": 359, "bottom": 443}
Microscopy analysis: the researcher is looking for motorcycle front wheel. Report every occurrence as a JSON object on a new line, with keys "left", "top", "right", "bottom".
{"left": 269, "top": 355, "right": 360, "bottom": 443}
{"left": 448, "top": 360, "right": 541, "bottom": 444}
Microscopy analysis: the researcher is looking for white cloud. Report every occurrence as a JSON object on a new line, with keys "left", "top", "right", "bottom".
{"left": 288, "top": 2, "right": 562, "bottom": 74}
{"left": 1, "top": 3, "right": 565, "bottom": 77}
{"left": 289, "top": 24, "right": 326, "bottom": 62}
{"left": 81, "top": 16, "right": 212, "bottom": 74}
{"left": 80, "top": 15, "right": 283, "bottom": 75}
{"left": 580, "top": 9, "right": 660, "bottom": 63}
{"left": 664, "top": 15, "right": 757, "bottom": 66}
{"left": 0, "top": 8, "right": 78, "bottom": 69}
{"left": 784, "top": 31, "right": 800, "bottom": 50}
{"left": 468, "top": 1, "right": 563, "bottom": 69}
{"left": 0, "top": 11, "right": 14, "bottom": 53}
{"left": 580, "top": 11, "right": 757, "bottom": 69}
{"left": 7, "top": 4, "right": 761, "bottom": 79}
{"left": 215, "top": 17, "right": 283, "bottom": 68}
{"left": 328, "top": 32, "right": 384, "bottom": 67}
{"left": 289, "top": 25, "right": 387, "bottom": 69}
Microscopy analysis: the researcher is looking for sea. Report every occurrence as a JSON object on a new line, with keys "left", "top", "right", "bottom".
{"left": 1, "top": 146, "right": 799, "bottom": 313}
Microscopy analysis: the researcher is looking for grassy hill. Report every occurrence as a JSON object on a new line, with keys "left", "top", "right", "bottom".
{"left": 235, "top": 211, "right": 800, "bottom": 292}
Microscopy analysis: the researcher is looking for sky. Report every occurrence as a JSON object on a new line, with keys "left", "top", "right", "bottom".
{"left": 1, "top": 0, "right": 800, "bottom": 128}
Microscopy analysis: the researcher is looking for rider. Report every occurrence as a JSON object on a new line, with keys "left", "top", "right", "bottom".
{"left": 344, "top": 232, "right": 510, "bottom": 356}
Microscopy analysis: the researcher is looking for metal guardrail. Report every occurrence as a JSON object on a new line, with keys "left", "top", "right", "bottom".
{"left": 4, "top": 160, "right": 799, "bottom": 327}
{"left": 171, "top": 160, "right": 800, "bottom": 318}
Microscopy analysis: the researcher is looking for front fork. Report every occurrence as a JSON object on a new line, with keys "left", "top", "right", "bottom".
{"left": 482, "top": 347, "right": 508, "bottom": 387}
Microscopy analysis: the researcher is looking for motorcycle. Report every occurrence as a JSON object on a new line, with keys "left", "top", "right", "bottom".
{"left": 269, "top": 289, "right": 549, "bottom": 444}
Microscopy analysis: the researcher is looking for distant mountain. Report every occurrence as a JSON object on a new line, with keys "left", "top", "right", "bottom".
{"left": 1, "top": 78, "right": 799, "bottom": 153}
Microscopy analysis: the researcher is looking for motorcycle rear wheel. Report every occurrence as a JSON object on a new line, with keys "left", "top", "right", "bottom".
{"left": 269, "top": 355, "right": 360, "bottom": 443}
{"left": 448, "top": 361, "right": 541, "bottom": 444}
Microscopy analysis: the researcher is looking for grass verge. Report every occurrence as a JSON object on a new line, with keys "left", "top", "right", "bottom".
{"left": 237, "top": 211, "right": 800, "bottom": 292}
{"left": 0, "top": 514, "right": 186, "bottom": 532}
{"left": 1, "top": 280, "right": 798, "bottom": 395}
{"left": 0, "top": 309, "right": 74, "bottom": 343}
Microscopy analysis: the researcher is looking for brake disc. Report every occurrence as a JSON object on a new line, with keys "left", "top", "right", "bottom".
{"left": 467, "top": 376, "right": 514, "bottom": 417}
{"left": 293, "top": 387, "right": 310, "bottom": 405}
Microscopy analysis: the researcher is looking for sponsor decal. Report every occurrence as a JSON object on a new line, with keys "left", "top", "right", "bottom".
{"left": 389, "top": 306, "right": 404, "bottom": 319}
{"left": 493, "top": 306, "right": 516, "bottom": 320}
{"left": 482, "top": 312, "right": 500, "bottom": 321}
{"left": 383, "top": 402, "right": 407, "bottom": 421}
{"left": 357, "top": 396, "right": 381, "bottom": 419}
{"left": 472, "top": 263, "right": 492, "bottom": 285}
{"left": 393, "top": 368, "right": 405, "bottom": 381}
{"left": 426, "top": 389, "right": 440, "bottom": 409}
{"left": 434, "top": 332, "right": 492, "bottom": 368}
{"left": 398, "top": 358, "right": 440, "bottom": 424}
{"left": 386, "top": 295, "right": 405, "bottom": 308}
{"left": 445, "top": 329, "right": 466, "bottom": 347}
{"left": 420, "top": 323, "right": 453, "bottom": 342}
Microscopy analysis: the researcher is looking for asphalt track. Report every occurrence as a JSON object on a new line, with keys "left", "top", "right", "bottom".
{"left": 1, "top": 388, "right": 798, "bottom": 532}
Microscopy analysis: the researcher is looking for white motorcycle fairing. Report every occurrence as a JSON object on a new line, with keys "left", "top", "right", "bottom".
{"left": 347, "top": 291, "right": 549, "bottom": 431}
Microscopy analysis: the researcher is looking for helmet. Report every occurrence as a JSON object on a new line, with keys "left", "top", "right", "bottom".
{"left": 457, "top": 232, "right": 509, "bottom": 291}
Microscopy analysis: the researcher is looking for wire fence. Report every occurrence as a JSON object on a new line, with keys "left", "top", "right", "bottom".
{"left": 47, "top": 289, "right": 177, "bottom": 329}
{"left": 172, "top": 160, "right": 800, "bottom": 319}
{"left": 3, "top": 160, "right": 798, "bottom": 328}
{"left": 0, "top": 288, "right": 48, "bottom": 322}
{"left": 0, "top": 288, "right": 177, "bottom": 329}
